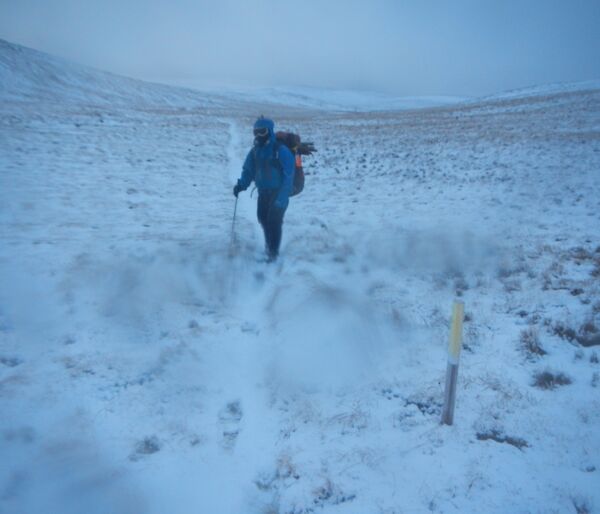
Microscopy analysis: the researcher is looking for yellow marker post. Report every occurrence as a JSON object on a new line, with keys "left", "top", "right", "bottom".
{"left": 441, "top": 300, "right": 464, "bottom": 425}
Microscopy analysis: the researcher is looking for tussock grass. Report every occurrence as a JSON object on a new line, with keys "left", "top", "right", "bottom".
{"left": 520, "top": 328, "right": 546, "bottom": 359}
{"left": 532, "top": 370, "right": 572, "bottom": 390}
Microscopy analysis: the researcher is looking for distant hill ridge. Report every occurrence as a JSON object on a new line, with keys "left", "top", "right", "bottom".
{"left": 0, "top": 38, "right": 225, "bottom": 110}
{"left": 1, "top": 38, "right": 598, "bottom": 113}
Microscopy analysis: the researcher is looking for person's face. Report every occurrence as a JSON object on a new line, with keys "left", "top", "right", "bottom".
{"left": 254, "top": 127, "right": 269, "bottom": 146}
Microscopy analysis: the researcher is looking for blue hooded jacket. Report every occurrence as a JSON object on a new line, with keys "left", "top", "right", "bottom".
{"left": 236, "top": 117, "right": 295, "bottom": 210}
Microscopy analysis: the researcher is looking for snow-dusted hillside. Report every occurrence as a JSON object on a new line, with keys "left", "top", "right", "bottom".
{"left": 1, "top": 39, "right": 600, "bottom": 514}
{"left": 149, "top": 79, "right": 466, "bottom": 112}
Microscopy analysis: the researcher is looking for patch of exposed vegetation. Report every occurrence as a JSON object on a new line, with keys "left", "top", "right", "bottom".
{"left": 476, "top": 430, "right": 529, "bottom": 450}
{"left": 551, "top": 320, "right": 600, "bottom": 347}
{"left": 312, "top": 478, "right": 356, "bottom": 509}
{"left": 572, "top": 497, "right": 591, "bottom": 514}
{"left": 404, "top": 395, "right": 442, "bottom": 416}
{"left": 578, "top": 320, "right": 600, "bottom": 347}
{"left": 551, "top": 322, "right": 577, "bottom": 342}
{"left": 532, "top": 370, "right": 572, "bottom": 390}
{"left": 0, "top": 356, "right": 23, "bottom": 367}
{"left": 130, "top": 436, "right": 161, "bottom": 461}
{"left": 520, "top": 328, "right": 546, "bottom": 359}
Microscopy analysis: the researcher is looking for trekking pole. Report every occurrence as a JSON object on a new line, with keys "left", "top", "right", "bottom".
{"left": 229, "top": 197, "right": 238, "bottom": 255}
{"left": 231, "top": 197, "right": 238, "bottom": 234}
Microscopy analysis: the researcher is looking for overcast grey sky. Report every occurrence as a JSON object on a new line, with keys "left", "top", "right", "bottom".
{"left": 1, "top": 0, "right": 599, "bottom": 96}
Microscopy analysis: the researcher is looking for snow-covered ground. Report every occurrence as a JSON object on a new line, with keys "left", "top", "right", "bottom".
{"left": 1, "top": 38, "right": 600, "bottom": 514}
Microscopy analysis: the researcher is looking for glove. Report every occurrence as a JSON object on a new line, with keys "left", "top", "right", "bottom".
{"left": 233, "top": 184, "right": 242, "bottom": 197}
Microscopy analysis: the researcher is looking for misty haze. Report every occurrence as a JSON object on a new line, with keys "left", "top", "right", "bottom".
{"left": 1, "top": 0, "right": 599, "bottom": 96}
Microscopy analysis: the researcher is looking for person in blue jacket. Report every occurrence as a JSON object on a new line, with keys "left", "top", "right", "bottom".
{"left": 233, "top": 116, "right": 295, "bottom": 261}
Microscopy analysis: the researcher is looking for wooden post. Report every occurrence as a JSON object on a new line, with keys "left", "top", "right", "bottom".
{"left": 441, "top": 300, "right": 465, "bottom": 426}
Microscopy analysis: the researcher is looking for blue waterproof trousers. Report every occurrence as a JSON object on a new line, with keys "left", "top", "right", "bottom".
{"left": 257, "top": 190, "right": 286, "bottom": 259}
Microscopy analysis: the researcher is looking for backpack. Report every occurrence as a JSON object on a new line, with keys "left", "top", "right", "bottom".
{"left": 273, "top": 131, "right": 316, "bottom": 197}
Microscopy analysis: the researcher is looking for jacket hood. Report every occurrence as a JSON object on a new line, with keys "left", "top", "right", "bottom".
{"left": 254, "top": 116, "right": 275, "bottom": 141}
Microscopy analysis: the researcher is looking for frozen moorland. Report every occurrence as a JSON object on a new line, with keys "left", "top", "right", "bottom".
{"left": 1, "top": 38, "right": 600, "bottom": 514}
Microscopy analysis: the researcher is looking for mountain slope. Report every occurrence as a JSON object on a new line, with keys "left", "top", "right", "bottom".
{"left": 0, "top": 38, "right": 248, "bottom": 111}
